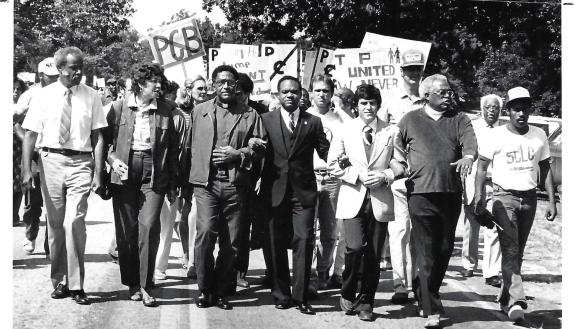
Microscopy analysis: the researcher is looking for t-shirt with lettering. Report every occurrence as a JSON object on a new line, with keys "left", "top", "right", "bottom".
{"left": 480, "top": 125, "right": 550, "bottom": 191}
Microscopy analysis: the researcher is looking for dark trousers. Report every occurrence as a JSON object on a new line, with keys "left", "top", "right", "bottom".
{"left": 111, "top": 151, "right": 164, "bottom": 290}
{"left": 492, "top": 185, "right": 537, "bottom": 308}
{"left": 236, "top": 189, "right": 259, "bottom": 275}
{"left": 268, "top": 187, "right": 315, "bottom": 304}
{"left": 194, "top": 180, "right": 248, "bottom": 297}
{"left": 408, "top": 192, "right": 461, "bottom": 316}
{"left": 14, "top": 171, "right": 43, "bottom": 241}
{"left": 341, "top": 198, "right": 387, "bottom": 309}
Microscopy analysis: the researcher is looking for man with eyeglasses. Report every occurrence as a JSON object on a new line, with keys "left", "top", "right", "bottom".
{"left": 393, "top": 74, "right": 477, "bottom": 328}
{"left": 187, "top": 65, "right": 267, "bottom": 310}
{"left": 381, "top": 49, "right": 426, "bottom": 305}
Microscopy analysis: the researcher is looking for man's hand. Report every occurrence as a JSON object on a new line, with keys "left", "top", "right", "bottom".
{"left": 545, "top": 201, "right": 557, "bottom": 221}
{"left": 363, "top": 171, "right": 388, "bottom": 188}
{"left": 248, "top": 138, "right": 267, "bottom": 152}
{"left": 21, "top": 169, "right": 35, "bottom": 193}
{"left": 212, "top": 146, "right": 241, "bottom": 165}
{"left": 337, "top": 154, "right": 351, "bottom": 169}
{"left": 450, "top": 157, "right": 473, "bottom": 181}
{"left": 167, "top": 188, "right": 177, "bottom": 203}
{"left": 112, "top": 159, "right": 129, "bottom": 179}
{"left": 471, "top": 194, "right": 487, "bottom": 216}
{"left": 91, "top": 175, "right": 103, "bottom": 195}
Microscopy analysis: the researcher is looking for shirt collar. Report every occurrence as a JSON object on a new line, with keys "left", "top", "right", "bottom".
{"left": 400, "top": 91, "right": 421, "bottom": 103}
{"left": 281, "top": 107, "right": 300, "bottom": 119}
{"left": 424, "top": 104, "right": 444, "bottom": 120}
{"left": 56, "top": 80, "right": 79, "bottom": 94}
{"left": 128, "top": 93, "right": 157, "bottom": 112}
{"left": 360, "top": 118, "right": 378, "bottom": 132}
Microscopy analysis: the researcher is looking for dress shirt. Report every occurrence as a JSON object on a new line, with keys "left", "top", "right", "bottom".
{"left": 22, "top": 80, "right": 107, "bottom": 152}
{"left": 128, "top": 94, "right": 156, "bottom": 151}
{"left": 280, "top": 107, "right": 300, "bottom": 133}
{"left": 384, "top": 90, "right": 421, "bottom": 124}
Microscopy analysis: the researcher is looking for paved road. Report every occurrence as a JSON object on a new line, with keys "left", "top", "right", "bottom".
{"left": 13, "top": 194, "right": 562, "bottom": 329}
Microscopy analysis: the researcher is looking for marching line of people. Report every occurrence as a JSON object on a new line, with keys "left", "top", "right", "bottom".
{"left": 14, "top": 46, "right": 557, "bottom": 329}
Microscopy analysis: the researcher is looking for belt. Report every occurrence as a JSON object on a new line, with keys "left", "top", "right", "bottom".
{"left": 493, "top": 183, "right": 535, "bottom": 196}
{"left": 41, "top": 147, "right": 91, "bottom": 156}
{"left": 131, "top": 149, "right": 152, "bottom": 155}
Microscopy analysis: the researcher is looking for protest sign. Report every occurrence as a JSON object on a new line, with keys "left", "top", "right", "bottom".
{"left": 328, "top": 35, "right": 431, "bottom": 105}
{"left": 262, "top": 43, "right": 299, "bottom": 93}
{"left": 148, "top": 17, "right": 205, "bottom": 71}
{"left": 307, "top": 47, "right": 335, "bottom": 89}
{"left": 301, "top": 50, "right": 317, "bottom": 91}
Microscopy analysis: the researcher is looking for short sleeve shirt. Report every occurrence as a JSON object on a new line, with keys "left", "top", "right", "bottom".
{"left": 307, "top": 106, "right": 343, "bottom": 170}
{"left": 480, "top": 125, "right": 550, "bottom": 191}
{"left": 22, "top": 81, "right": 107, "bottom": 152}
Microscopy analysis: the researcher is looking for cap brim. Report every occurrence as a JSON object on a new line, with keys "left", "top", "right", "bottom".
{"left": 507, "top": 97, "right": 532, "bottom": 106}
{"left": 400, "top": 63, "right": 425, "bottom": 68}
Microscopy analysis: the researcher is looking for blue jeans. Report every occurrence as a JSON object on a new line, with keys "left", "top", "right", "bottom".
{"left": 492, "top": 184, "right": 537, "bottom": 309}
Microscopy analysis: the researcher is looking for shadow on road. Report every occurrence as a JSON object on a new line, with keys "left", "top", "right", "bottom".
{"left": 13, "top": 257, "right": 50, "bottom": 269}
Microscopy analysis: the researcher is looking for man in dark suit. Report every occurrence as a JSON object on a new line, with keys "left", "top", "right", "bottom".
{"left": 256, "top": 76, "right": 330, "bottom": 315}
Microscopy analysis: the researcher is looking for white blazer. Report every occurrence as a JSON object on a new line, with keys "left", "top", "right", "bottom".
{"left": 328, "top": 117, "right": 396, "bottom": 222}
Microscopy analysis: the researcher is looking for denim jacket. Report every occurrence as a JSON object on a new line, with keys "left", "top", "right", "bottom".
{"left": 105, "top": 96, "right": 179, "bottom": 192}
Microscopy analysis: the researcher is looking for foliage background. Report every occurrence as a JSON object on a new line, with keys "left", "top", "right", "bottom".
{"left": 13, "top": 0, "right": 561, "bottom": 116}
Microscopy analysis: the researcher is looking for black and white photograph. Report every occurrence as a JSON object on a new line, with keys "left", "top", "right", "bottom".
{"left": 5, "top": 0, "right": 571, "bottom": 328}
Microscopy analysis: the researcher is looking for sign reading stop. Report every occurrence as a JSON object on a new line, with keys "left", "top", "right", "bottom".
{"left": 148, "top": 17, "right": 205, "bottom": 69}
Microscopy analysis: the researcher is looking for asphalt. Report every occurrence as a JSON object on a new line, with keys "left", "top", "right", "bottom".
{"left": 12, "top": 193, "right": 562, "bottom": 329}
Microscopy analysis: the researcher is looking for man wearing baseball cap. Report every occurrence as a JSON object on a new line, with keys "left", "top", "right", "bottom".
{"left": 379, "top": 48, "right": 426, "bottom": 305}
{"left": 13, "top": 57, "right": 60, "bottom": 256}
{"left": 473, "top": 86, "right": 557, "bottom": 322}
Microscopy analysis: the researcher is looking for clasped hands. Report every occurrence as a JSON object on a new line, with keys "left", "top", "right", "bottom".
{"left": 359, "top": 169, "right": 391, "bottom": 188}
{"left": 211, "top": 146, "right": 241, "bottom": 165}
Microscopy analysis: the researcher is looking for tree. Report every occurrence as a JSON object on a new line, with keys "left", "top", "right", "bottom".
{"left": 203, "top": 0, "right": 561, "bottom": 116}
{"left": 14, "top": 0, "right": 136, "bottom": 82}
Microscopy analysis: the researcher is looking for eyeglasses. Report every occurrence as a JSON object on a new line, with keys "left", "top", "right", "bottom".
{"left": 483, "top": 104, "right": 500, "bottom": 110}
{"left": 214, "top": 79, "right": 237, "bottom": 88}
{"left": 430, "top": 89, "right": 455, "bottom": 98}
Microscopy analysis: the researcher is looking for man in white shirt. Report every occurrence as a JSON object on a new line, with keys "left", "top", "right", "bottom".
{"left": 21, "top": 47, "right": 107, "bottom": 305}
{"left": 307, "top": 74, "right": 344, "bottom": 293}
{"left": 14, "top": 57, "right": 60, "bottom": 255}
{"left": 460, "top": 94, "right": 503, "bottom": 287}
{"left": 473, "top": 87, "right": 556, "bottom": 323}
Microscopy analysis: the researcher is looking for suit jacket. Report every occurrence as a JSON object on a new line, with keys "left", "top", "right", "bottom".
{"left": 327, "top": 117, "right": 396, "bottom": 222}
{"left": 187, "top": 98, "right": 266, "bottom": 187}
{"left": 106, "top": 98, "right": 179, "bottom": 192}
{"left": 261, "top": 108, "right": 330, "bottom": 208}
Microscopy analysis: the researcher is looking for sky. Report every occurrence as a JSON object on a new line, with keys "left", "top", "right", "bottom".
{"left": 129, "top": 0, "right": 227, "bottom": 36}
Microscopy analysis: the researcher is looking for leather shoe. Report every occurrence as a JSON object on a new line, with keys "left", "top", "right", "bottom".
{"left": 215, "top": 297, "right": 232, "bottom": 310}
{"left": 196, "top": 292, "right": 211, "bottom": 308}
{"left": 51, "top": 283, "right": 70, "bottom": 299}
{"left": 485, "top": 276, "right": 502, "bottom": 287}
{"left": 142, "top": 295, "right": 158, "bottom": 307}
{"left": 461, "top": 269, "right": 474, "bottom": 277}
{"left": 390, "top": 292, "right": 409, "bottom": 304}
{"left": 275, "top": 300, "right": 291, "bottom": 310}
{"left": 358, "top": 309, "right": 374, "bottom": 321}
{"left": 129, "top": 286, "right": 142, "bottom": 301}
{"left": 71, "top": 290, "right": 90, "bottom": 305}
{"left": 187, "top": 265, "right": 197, "bottom": 279}
{"left": 296, "top": 303, "right": 315, "bottom": 315}
{"left": 237, "top": 272, "right": 250, "bottom": 288}
{"left": 339, "top": 296, "right": 355, "bottom": 315}
{"left": 328, "top": 274, "right": 342, "bottom": 289}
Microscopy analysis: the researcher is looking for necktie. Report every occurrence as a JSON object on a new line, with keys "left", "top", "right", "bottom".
{"left": 363, "top": 126, "right": 373, "bottom": 145}
{"left": 289, "top": 112, "right": 296, "bottom": 132}
{"left": 59, "top": 89, "right": 72, "bottom": 144}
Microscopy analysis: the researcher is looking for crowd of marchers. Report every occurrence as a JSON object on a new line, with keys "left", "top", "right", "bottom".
{"left": 13, "top": 46, "right": 556, "bottom": 329}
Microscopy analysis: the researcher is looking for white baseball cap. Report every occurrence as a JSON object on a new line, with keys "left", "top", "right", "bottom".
{"left": 38, "top": 57, "right": 59, "bottom": 76}
{"left": 507, "top": 87, "right": 531, "bottom": 105}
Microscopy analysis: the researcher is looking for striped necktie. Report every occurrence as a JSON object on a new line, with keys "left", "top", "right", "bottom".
{"left": 59, "top": 88, "right": 72, "bottom": 144}
{"left": 363, "top": 126, "right": 373, "bottom": 145}
{"left": 289, "top": 112, "right": 296, "bottom": 132}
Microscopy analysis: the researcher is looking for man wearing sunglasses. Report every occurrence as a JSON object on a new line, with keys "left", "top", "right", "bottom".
{"left": 187, "top": 65, "right": 267, "bottom": 310}
{"left": 393, "top": 74, "right": 477, "bottom": 328}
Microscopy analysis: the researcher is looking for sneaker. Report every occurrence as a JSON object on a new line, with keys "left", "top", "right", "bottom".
{"left": 424, "top": 314, "right": 441, "bottom": 328}
{"left": 484, "top": 276, "right": 502, "bottom": 287}
{"left": 23, "top": 239, "right": 35, "bottom": 254}
{"left": 507, "top": 304, "right": 525, "bottom": 322}
{"left": 154, "top": 270, "right": 167, "bottom": 281}
{"left": 380, "top": 258, "right": 392, "bottom": 271}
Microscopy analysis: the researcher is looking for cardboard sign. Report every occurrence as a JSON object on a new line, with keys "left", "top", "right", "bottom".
{"left": 301, "top": 50, "right": 317, "bottom": 91}
{"left": 261, "top": 43, "right": 299, "bottom": 93}
{"left": 148, "top": 17, "right": 205, "bottom": 69}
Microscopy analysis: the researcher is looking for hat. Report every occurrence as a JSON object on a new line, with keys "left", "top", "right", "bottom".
{"left": 507, "top": 87, "right": 531, "bottom": 105}
{"left": 38, "top": 57, "right": 59, "bottom": 76}
{"left": 400, "top": 49, "right": 425, "bottom": 67}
